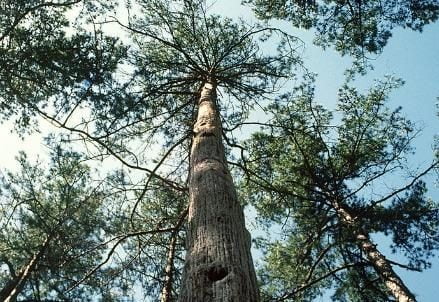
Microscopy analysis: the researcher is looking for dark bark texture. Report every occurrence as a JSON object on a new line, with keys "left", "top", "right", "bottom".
{"left": 178, "top": 81, "right": 260, "bottom": 302}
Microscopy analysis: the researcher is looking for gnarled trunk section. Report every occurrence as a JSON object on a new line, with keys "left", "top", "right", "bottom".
{"left": 333, "top": 202, "right": 416, "bottom": 302}
{"left": 178, "top": 81, "right": 260, "bottom": 302}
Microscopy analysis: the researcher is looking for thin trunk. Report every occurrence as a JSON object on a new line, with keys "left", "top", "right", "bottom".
{"left": 355, "top": 233, "right": 416, "bottom": 302}
{"left": 161, "top": 209, "right": 188, "bottom": 302}
{"left": 160, "top": 232, "right": 179, "bottom": 302}
{"left": 178, "top": 80, "right": 260, "bottom": 301}
{"left": 0, "top": 236, "right": 50, "bottom": 302}
{"left": 333, "top": 202, "right": 416, "bottom": 302}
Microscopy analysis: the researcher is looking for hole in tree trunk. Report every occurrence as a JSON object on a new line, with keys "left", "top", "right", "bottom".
{"left": 207, "top": 265, "right": 228, "bottom": 282}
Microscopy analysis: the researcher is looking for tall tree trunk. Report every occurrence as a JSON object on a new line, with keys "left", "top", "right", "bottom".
{"left": 0, "top": 236, "right": 50, "bottom": 302}
{"left": 333, "top": 202, "right": 416, "bottom": 302}
{"left": 178, "top": 80, "right": 260, "bottom": 302}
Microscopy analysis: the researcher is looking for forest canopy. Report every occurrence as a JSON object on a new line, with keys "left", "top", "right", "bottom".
{"left": 0, "top": 0, "right": 438, "bottom": 301}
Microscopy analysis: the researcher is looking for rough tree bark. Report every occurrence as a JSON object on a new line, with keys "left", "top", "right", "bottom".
{"left": 333, "top": 201, "right": 417, "bottom": 302}
{"left": 178, "top": 80, "right": 260, "bottom": 302}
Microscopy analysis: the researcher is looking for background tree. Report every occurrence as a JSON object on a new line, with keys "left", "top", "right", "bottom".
{"left": 0, "top": 142, "right": 192, "bottom": 301}
{"left": 0, "top": 146, "right": 112, "bottom": 301}
{"left": 241, "top": 76, "right": 439, "bottom": 301}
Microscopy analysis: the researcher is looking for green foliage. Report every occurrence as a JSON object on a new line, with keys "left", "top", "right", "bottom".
{"left": 0, "top": 143, "right": 189, "bottom": 301}
{"left": 0, "top": 0, "right": 127, "bottom": 132}
{"left": 256, "top": 233, "right": 335, "bottom": 301}
{"left": 244, "top": 0, "right": 439, "bottom": 67}
{"left": 132, "top": 0, "right": 297, "bottom": 92}
{"left": 0, "top": 147, "right": 109, "bottom": 300}
{"left": 0, "top": 0, "right": 301, "bottom": 194}
{"left": 87, "top": 0, "right": 301, "bottom": 153}
{"left": 110, "top": 176, "right": 188, "bottom": 300}
{"left": 242, "top": 77, "right": 439, "bottom": 300}
{"left": 331, "top": 267, "right": 391, "bottom": 302}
